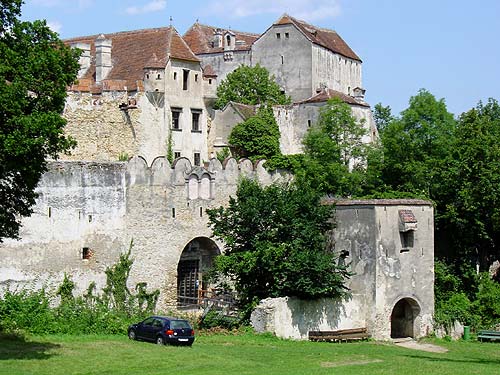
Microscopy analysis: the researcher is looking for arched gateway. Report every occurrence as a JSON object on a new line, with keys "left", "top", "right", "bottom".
{"left": 390, "top": 298, "right": 421, "bottom": 338}
{"left": 177, "top": 237, "right": 220, "bottom": 307}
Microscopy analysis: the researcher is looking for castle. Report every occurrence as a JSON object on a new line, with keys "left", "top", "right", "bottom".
{"left": 0, "top": 15, "right": 433, "bottom": 340}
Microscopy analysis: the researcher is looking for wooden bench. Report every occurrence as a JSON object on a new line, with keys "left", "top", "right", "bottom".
{"left": 308, "top": 328, "right": 369, "bottom": 342}
{"left": 477, "top": 330, "right": 500, "bottom": 342}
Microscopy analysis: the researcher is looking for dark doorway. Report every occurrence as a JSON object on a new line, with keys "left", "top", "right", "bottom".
{"left": 177, "top": 237, "right": 220, "bottom": 307}
{"left": 390, "top": 298, "right": 421, "bottom": 338}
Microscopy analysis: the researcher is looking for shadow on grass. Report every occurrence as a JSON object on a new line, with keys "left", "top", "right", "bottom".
{"left": 403, "top": 354, "right": 500, "bottom": 366}
{"left": 0, "top": 332, "right": 60, "bottom": 360}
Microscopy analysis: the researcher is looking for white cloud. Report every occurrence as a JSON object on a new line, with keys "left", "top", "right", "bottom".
{"left": 47, "top": 20, "right": 62, "bottom": 33}
{"left": 125, "top": 0, "right": 167, "bottom": 15}
{"left": 30, "top": 0, "right": 93, "bottom": 10}
{"left": 206, "top": 0, "right": 341, "bottom": 22}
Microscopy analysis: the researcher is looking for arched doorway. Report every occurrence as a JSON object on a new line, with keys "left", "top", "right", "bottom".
{"left": 390, "top": 298, "right": 421, "bottom": 338}
{"left": 177, "top": 237, "right": 220, "bottom": 307}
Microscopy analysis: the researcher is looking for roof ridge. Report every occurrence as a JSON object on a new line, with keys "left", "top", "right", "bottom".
{"left": 64, "top": 26, "right": 171, "bottom": 42}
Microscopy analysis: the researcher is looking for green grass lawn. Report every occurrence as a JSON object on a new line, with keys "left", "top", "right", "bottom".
{"left": 0, "top": 332, "right": 499, "bottom": 375}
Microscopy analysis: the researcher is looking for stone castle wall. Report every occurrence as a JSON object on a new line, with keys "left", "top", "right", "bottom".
{"left": 0, "top": 157, "right": 284, "bottom": 310}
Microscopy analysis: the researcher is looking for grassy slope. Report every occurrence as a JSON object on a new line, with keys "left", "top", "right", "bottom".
{"left": 0, "top": 333, "right": 499, "bottom": 375}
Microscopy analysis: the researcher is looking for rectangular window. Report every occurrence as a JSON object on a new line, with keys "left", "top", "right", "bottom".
{"left": 183, "top": 69, "right": 189, "bottom": 90}
{"left": 82, "top": 247, "right": 91, "bottom": 260}
{"left": 285, "top": 32, "right": 289, "bottom": 39}
{"left": 194, "top": 152, "right": 201, "bottom": 166}
{"left": 276, "top": 33, "right": 281, "bottom": 39}
{"left": 171, "top": 108, "right": 182, "bottom": 130}
{"left": 174, "top": 151, "right": 181, "bottom": 159}
{"left": 191, "top": 109, "right": 202, "bottom": 132}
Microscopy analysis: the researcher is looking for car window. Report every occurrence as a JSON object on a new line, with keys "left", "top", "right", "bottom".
{"left": 143, "top": 317, "right": 154, "bottom": 326}
{"left": 153, "top": 319, "right": 164, "bottom": 328}
{"left": 170, "top": 320, "right": 190, "bottom": 329}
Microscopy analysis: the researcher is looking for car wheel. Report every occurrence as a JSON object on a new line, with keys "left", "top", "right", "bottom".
{"left": 156, "top": 336, "right": 165, "bottom": 345}
{"left": 128, "top": 329, "right": 136, "bottom": 340}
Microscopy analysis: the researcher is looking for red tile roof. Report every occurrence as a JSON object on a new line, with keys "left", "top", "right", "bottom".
{"left": 65, "top": 26, "right": 199, "bottom": 92}
{"left": 274, "top": 14, "right": 361, "bottom": 62}
{"left": 183, "top": 22, "right": 259, "bottom": 55}
{"left": 298, "top": 88, "right": 369, "bottom": 107}
{"left": 202, "top": 64, "right": 217, "bottom": 77}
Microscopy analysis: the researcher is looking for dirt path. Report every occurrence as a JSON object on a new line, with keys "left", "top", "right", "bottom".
{"left": 393, "top": 338, "right": 448, "bottom": 353}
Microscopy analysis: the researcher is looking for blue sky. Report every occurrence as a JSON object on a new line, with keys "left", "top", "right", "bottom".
{"left": 20, "top": 0, "right": 500, "bottom": 117}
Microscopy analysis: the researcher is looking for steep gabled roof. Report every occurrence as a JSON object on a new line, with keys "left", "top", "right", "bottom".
{"left": 65, "top": 26, "right": 199, "bottom": 92}
{"left": 274, "top": 14, "right": 361, "bottom": 62}
{"left": 183, "top": 22, "right": 259, "bottom": 55}
{"left": 298, "top": 88, "right": 369, "bottom": 107}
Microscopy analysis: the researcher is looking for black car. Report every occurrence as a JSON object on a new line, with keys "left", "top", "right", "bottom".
{"left": 128, "top": 316, "right": 195, "bottom": 346}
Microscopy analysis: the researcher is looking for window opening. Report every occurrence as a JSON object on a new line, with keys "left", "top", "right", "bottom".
{"left": 172, "top": 207, "right": 176, "bottom": 218}
{"left": 308, "top": 120, "right": 312, "bottom": 127}
{"left": 208, "top": 79, "right": 212, "bottom": 84}
{"left": 146, "top": 73, "right": 150, "bottom": 79}
{"left": 194, "top": 152, "right": 201, "bottom": 166}
{"left": 171, "top": 108, "right": 182, "bottom": 129}
{"left": 200, "top": 207, "right": 203, "bottom": 217}
{"left": 48, "top": 207, "right": 52, "bottom": 218}
{"left": 173, "top": 72, "right": 177, "bottom": 80}
{"left": 191, "top": 110, "right": 201, "bottom": 131}
{"left": 156, "top": 73, "right": 161, "bottom": 80}
{"left": 195, "top": 74, "right": 198, "bottom": 82}
{"left": 174, "top": 151, "right": 181, "bottom": 159}
{"left": 226, "top": 35, "right": 231, "bottom": 46}
{"left": 276, "top": 33, "right": 281, "bottom": 39}
{"left": 285, "top": 32, "right": 289, "bottom": 38}
{"left": 281, "top": 55, "right": 284, "bottom": 64}
{"left": 183, "top": 69, "right": 189, "bottom": 90}
{"left": 82, "top": 247, "right": 91, "bottom": 260}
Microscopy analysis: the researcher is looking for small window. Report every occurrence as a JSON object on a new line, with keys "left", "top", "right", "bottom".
{"left": 82, "top": 247, "right": 91, "bottom": 260}
{"left": 191, "top": 110, "right": 201, "bottom": 132}
{"left": 174, "top": 151, "right": 181, "bottom": 159}
{"left": 171, "top": 108, "right": 182, "bottom": 129}
{"left": 199, "top": 207, "right": 203, "bottom": 217}
{"left": 195, "top": 74, "right": 198, "bottom": 82}
{"left": 226, "top": 35, "right": 231, "bottom": 46}
{"left": 281, "top": 55, "right": 284, "bottom": 64}
{"left": 285, "top": 32, "right": 289, "bottom": 39}
{"left": 194, "top": 152, "right": 201, "bottom": 166}
{"left": 156, "top": 73, "right": 161, "bottom": 80}
{"left": 276, "top": 33, "right": 281, "bottom": 39}
{"left": 183, "top": 69, "right": 189, "bottom": 90}
{"left": 173, "top": 72, "right": 177, "bottom": 80}
{"left": 208, "top": 78, "right": 212, "bottom": 84}
{"left": 401, "top": 231, "right": 414, "bottom": 251}
{"left": 307, "top": 120, "right": 312, "bottom": 128}
{"left": 172, "top": 207, "right": 176, "bottom": 218}
{"left": 48, "top": 207, "right": 52, "bottom": 218}
{"left": 146, "top": 73, "right": 150, "bottom": 79}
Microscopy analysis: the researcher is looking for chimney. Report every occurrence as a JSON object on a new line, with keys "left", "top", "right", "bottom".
{"left": 95, "top": 34, "right": 112, "bottom": 82}
{"left": 71, "top": 42, "right": 91, "bottom": 78}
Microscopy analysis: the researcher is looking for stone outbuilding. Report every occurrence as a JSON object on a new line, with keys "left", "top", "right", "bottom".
{"left": 251, "top": 199, "right": 434, "bottom": 341}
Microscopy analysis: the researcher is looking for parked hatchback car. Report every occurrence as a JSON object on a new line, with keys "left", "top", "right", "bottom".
{"left": 128, "top": 316, "right": 195, "bottom": 346}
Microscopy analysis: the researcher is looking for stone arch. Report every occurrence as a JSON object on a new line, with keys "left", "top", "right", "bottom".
{"left": 177, "top": 237, "right": 220, "bottom": 307}
{"left": 390, "top": 297, "right": 421, "bottom": 339}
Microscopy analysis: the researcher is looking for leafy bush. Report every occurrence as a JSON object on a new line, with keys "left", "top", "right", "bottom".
{"left": 198, "top": 308, "right": 241, "bottom": 330}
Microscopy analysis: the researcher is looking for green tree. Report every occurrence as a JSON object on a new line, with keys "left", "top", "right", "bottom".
{"left": 379, "top": 89, "right": 456, "bottom": 198}
{"left": 373, "top": 103, "right": 394, "bottom": 133}
{"left": 207, "top": 179, "right": 351, "bottom": 317}
{"left": 214, "top": 64, "right": 290, "bottom": 109}
{"left": 0, "top": 1, "right": 80, "bottom": 240}
{"left": 443, "top": 99, "right": 500, "bottom": 270}
{"left": 299, "top": 97, "right": 373, "bottom": 197}
{"left": 228, "top": 106, "right": 281, "bottom": 161}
